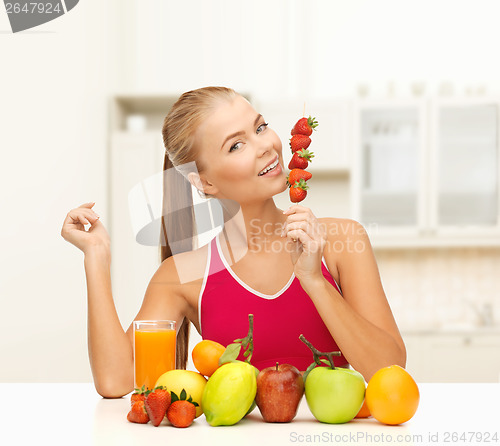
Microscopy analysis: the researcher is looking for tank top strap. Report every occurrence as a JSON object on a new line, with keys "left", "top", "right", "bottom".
{"left": 208, "top": 235, "right": 225, "bottom": 276}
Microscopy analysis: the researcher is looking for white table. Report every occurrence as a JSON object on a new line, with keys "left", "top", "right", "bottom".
{"left": 2, "top": 383, "right": 499, "bottom": 445}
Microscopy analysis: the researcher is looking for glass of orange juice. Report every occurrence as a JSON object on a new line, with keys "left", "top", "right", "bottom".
{"left": 133, "top": 320, "right": 176, "bottom": 390}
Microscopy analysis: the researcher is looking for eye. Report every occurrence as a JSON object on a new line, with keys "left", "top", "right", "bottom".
{"left": 257, "top": 122, "right": 269, "bottom": 134}
{"left": 229, "top": 142, "right": 242, "bottom": 152}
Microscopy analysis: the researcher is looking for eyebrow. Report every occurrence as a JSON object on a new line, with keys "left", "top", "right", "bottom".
{"left": 221, "top": 114, "right": 263, "bottom": 150}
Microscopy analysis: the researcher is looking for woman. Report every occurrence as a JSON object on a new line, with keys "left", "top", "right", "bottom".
{"left": 61, "top": 86, "right": 406, "bottom": 398}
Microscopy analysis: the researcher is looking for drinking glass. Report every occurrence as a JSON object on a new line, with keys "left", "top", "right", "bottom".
{"left": 133, "top": 320, "right": 176, "bottom": 390}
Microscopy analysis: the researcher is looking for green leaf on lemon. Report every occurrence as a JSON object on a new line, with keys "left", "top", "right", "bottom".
{"left": 218, "top": 342, "right": 242, "bottom": 365}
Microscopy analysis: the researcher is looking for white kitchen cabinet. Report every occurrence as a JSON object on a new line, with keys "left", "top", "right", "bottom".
{"left": 426, "top": 334, "right": 500, "bottom": 383}
{"left": 429, "top": 99, "right": 500, "bottom": 236}
{"left": 351, "top": 100, "right": 427, "bottom": 235}
{"left": 403, "top": 331, "right": 500, "bottom": 383}
{"left": 353, "top": 98, "right": 500, "bottom": 247}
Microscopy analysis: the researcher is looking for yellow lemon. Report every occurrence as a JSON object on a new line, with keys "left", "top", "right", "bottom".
{"left": 202, "top": 361, "right": 257, "bottom": 426}
{"left": 155, "top": 369, "right": 207, "bottom": 418}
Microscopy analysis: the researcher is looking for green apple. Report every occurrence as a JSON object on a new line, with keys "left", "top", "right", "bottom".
{"left": 299, "top": 334, "right": 365, "bottom": 424}
{"left": 305, "top": 366, "right": 365, "bottom": 424}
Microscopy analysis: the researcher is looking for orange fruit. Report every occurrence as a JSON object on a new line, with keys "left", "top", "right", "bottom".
{"left": 354, "top": 398, "right": 371, "bottom": 418}
{"left": 365, "top": 365, "right": 419, "bottom": 425}
{"left": 192, "top": 340, "right": 226, "bottom": 377}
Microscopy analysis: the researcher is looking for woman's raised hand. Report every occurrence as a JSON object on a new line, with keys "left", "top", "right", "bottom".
{"left": 281, "top": 205, "right": 327, "bottom": 282}
{"left": 61, "top": 202, "right": 110, "bottom": 255}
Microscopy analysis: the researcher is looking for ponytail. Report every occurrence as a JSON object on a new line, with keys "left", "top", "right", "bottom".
{"left": 160, "top": 153, "right": 196, "bottom": 370}
{"left": 159, "top": 86, "right": 238, "bottom": 369}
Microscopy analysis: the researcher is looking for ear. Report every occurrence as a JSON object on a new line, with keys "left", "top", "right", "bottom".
{"left": 187, "top": 172, "right": 218, "bottom": 196}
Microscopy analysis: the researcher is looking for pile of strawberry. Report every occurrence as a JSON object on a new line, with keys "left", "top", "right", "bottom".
{"left": 127, "top": 385, "right": 198, "bottom": 428}
{"left": 287, "top": 116, "right": 318, "bottom": 203}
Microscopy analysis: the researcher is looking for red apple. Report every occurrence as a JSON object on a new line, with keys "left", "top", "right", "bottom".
{"left": 255, "top": 362, "right": 304, "bottom": 422}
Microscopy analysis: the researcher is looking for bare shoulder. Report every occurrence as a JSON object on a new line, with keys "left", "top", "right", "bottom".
{"left": 146, "top": 242, "right": 211, "bottom": 329}
{"left": 319, "top": 217, "right": 369, "bottom": 244}
{"left": 154, "top": 243, "right": 210, "bottom": 288}
{"left": 319, "top": 217, "right": 375, "bottom": 277}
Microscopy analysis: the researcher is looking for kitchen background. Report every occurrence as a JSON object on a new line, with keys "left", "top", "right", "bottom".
{"left": 1, "top": 0, "right": 499, "bottom": 383}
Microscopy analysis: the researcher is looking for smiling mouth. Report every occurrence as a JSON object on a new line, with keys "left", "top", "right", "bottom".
{"left": 258, "top": 157, "right": 280, "bottom": 176}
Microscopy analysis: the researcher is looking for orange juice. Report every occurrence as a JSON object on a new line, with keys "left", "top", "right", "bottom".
{"left": 134, "top": 321, "right": 176, "bottom": 390}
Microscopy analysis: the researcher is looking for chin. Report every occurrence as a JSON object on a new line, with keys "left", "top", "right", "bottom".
{"left": 270, "top": 176, "right": 289, "bottom": 196}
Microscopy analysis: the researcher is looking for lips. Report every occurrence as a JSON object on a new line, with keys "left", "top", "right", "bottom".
{"left": 258, "top": 156, "right": 280, "bottom": 176}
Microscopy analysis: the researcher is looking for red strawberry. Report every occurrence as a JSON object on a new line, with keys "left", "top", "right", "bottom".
{"left": 127, "top": 400, "right": 149, "bottom": 424}
{"left": 287, "top": 168, "right": 312, "bottom": 186}
{"left": 288, "top": 149, "right": 314, "bottom": 170}
{"left": 166, "top": 400, "right": 196, "bottom": 428}
{"left": 289, "top": 179, "right": 308, "bottom": 203}
{"left": 291, "top": 116, "right": 318, "bottom": 136}
{"left": 145, "top": 386, "right": 171, "bottom": 427}
{"left": 290, "top": 134, "right": 311, "bottom": 153}
{"left": 130, "top": 386, "right": 147, "bottom": 407}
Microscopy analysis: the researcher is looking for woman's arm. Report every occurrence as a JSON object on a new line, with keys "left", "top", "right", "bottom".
{"left": 301, "top": 218, "right": 406, "bottom": 381}
{"left": 87, "top": 254, "right": 189, "bottom": 398}
{"left": 84, "top": 245, "right": 133, "bottom": 398}
{"left": 282, "top": 206, "right": 405, "bottom": 381}
{"left": 62, "top": 203, "right": 189, "bottom": 398}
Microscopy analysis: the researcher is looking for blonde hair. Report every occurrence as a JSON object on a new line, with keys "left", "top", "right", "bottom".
{"left": 160, "top": 86, "right": 238, "bottom": 369}
{"left": 163, "top": 86, "right": 238, "bottom": 172}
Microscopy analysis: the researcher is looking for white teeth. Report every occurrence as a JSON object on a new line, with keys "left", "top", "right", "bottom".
{"left": 258, "top": 158, "right": 279, "bottom": 176}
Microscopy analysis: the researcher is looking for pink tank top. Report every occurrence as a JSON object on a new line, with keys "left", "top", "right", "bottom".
{"left": 199, "top": 234, "right": 349, "bottom": 371}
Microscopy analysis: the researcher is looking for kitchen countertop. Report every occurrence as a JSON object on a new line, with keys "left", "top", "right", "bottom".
{"left": 3, "top": 383, "right": 499, "bottom": 446}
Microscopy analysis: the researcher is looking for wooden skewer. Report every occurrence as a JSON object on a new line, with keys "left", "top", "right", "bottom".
{"left": 303, "top": 101, "right": 306, "bottom": 117}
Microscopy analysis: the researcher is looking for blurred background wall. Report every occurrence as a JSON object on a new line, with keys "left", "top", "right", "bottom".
{"left": 1, "top": 0, "right": 499, "bottom": 383}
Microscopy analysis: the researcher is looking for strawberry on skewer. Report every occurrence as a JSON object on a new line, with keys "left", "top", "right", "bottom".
{"left": 287, "top": 169, "right": 312, "bottom": 204}
{"left": 286, "top": 114, "right": 318, "bottom": 203}
{"left": 287, "top": 168, "right": 312, "bottom": 186}
{"left": 288, "top": 149, "right": 314, "bottom": 170}
{"left": 290, "top": 134, "right": 311, "bottom": 153}
{"left": 291, "top": 116, "right": 318, "bottom": 136}
{"left": 289, "top": 179, "right": 309, "bottom": 203}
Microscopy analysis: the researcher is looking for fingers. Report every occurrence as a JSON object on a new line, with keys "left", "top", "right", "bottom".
{"left": 68, "top": 208, "right": 99, "bottom": 225}
{"left": 283, "top": 204, "right": 311, "bottom": 214}
{"left": 281, "top": 204, "right": 327, "bottom": 257}
{"left": 61, "top": 204, "right": 100, "bottom": 239}
{"left": 283, "top": 212, "right": 311, "bottom": 225}
{"left": 79, "top": 202, "right": 96, "bottom": 209}
{"left": 74, "top": 202, "right": 100, "bottom": 223}
{"left": 281, "top": 210, "right": 325, "bottom": 240}
{"left": 285, "top": 228, "right": 313, "bottom": 245}
{"left": 283, "top": 205, "right": 316, "bottom": 225}
{"left": 87, "top": 217, "right": 105, "bottom": 232}
{"left": 282, "top": 220, "right": 312, "bottom": 237}
{"left": 282, "top": 207, "right": 326, "bottom": 269}
{"left": 285, "top": 236, "right": 303, "bottom": 263}
{"left": 285, "top": 226, "right": 321, "bottom": 247}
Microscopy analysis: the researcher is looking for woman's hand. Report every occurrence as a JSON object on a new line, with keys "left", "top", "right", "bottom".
{"left": 61, "top": 202, "right": 110, "bottom": 255}
{"left": 281, "top": 205, "right": 327, "bottom": 283}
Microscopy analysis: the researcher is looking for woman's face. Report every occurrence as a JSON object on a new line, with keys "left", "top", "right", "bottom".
{"left": 193, "top": 95, "right": 287, "bottom": 204}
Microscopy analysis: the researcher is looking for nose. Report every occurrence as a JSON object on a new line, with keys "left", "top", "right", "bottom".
{"left": 256, "top": 135, "right": 273, "bottom": 158}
